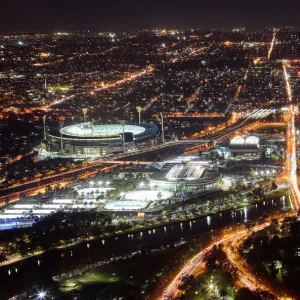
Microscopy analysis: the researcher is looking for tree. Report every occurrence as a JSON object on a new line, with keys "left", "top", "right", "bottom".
{"left": 220, "top": 288, "right": 227, "bottom": 299}
{"left": 260, "top": 151, "right": 267, "bottom": 161}
{"left": 0, "top": 253, "right": 7, "bottom": 265}
{"left": 235, "top": 288, "right": 260, "bottom": 300}
{"left": 271, "top": 181, "right": 277, "bottom": 190}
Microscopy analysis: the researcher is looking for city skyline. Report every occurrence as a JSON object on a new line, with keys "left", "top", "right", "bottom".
{"left": 1, "top": 0, "right": 300, "bottom": 33}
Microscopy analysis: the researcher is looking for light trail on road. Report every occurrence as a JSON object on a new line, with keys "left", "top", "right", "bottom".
{"left": 283, "top": 61, "right": 292, "bottom": 102}
{"left": 287, "top": 106, "right": 300, "bottom": 210}
{"left": 282, "top": 61, "right": 300, "bottom": 210}
{"left": 160, "top": 223, "right": 270, "bottom": 299}
{"left": 225, "top": 227, "right": 295, "bottom": 300}
{"left": 267, "top": 29, "right": 276, "bottom": 60}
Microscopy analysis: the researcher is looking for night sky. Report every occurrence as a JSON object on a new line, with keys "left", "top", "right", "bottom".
{"left": 1, "top": 0, "right": 300, "bottom": 33}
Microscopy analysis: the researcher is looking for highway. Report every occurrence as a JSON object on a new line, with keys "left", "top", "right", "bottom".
{"left": 286, "top": 106, "right": 300, "bottom": 210}
{"left": 283, "top": 61, "right": 300, "bottom": 210}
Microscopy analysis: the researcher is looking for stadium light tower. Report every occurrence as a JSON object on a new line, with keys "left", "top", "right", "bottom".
{"left": 82, "top": 108, "right": 88, "bottom": 123}
{"left": 59, "top": 120, "right": 64, "bottom": 154}
{"left": 120, "top": 120, "right": 126, "bottom": 153}
{"left": 44, "top": 75, "right": 47, "bottom": 92}
{"left": 136, "top": 106, "right": 142, "bottom": 124}
{"left": 160, "top": 112, "right": 165, "bottom": 143}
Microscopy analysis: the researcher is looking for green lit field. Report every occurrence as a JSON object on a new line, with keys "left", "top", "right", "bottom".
{"left": 48, "top": 85, "right": 73, "bottom": 92}
{"left": 58, "top": 244, "right": 191, "bottom": 298}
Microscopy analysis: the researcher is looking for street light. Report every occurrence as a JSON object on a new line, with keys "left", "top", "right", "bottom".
{"left": 139, "top": 182, "right": 145, "bottom": 188}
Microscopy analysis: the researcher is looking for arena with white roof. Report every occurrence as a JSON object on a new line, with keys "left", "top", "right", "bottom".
{"left": 217, "top": 135, "right": 265, "bottom": 157}
{"left": 150, "top": 162, "right": 221, "bottom": 193}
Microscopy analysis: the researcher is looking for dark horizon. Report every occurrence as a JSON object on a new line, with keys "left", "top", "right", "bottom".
{"left": 1, "top": 0, "right": 300, "bottom": 34}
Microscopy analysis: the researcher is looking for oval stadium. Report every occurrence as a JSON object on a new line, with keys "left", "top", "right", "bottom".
{"left": 43, "top": 122, "right": 158, "bottom": 157}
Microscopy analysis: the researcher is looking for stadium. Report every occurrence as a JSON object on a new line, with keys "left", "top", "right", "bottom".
{"left": 149, "top": 162, "right": 221, "bottom": 194}
{"left": 43, "top": 122, "right": 158, "bottom": 157}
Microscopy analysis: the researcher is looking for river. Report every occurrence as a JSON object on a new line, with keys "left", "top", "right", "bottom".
{"left": 0, "top": 195, "right": 291, "bottom": 299}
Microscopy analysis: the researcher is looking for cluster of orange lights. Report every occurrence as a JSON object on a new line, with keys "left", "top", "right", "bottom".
{"left": 224, "top": 41, "right": 232, "bottom": 46}
{"left": 38, "top": 52, "right": 50, "bottom": 58}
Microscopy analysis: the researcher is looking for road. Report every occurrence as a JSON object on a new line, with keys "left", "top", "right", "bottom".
{"left": 224, "top": 223, "right": 294, "bottom": 300}
{"left": 286, "top": 106, "right": 300, "bottom": 210}
{"left": 161, "top": 222, "right": 271, "bottom": 299}
{"left": 0, "top": 164, "right": 119, "bottom": 204}
{"left": 282, "top": 61, "right": 300, "bottom": 210}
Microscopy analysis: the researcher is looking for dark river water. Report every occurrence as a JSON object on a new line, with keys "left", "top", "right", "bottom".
{"left": 0, "top": 195, "right": 291, "bottom": 299}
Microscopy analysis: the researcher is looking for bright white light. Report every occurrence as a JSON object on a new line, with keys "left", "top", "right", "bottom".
{"left": 162, "top": 43, "right": 166, "bottom": 48}
{"left": 18, "top": 41, "right": 24, "bottom": 46}
{"left": 106, "top": 181, "right": 110, "bottom": 185}
{"left": 98, "top": 181, "right": 103, "bottom": 185}
{"left": 254, "top": 172, "right": 258, "bottom": 176}
{"left": 272, "top": 170, "right": 276, "bottom": 174}
{"left": 260, "top": 171, "right": 264, "bottom": 175}
{"left": 267, "top": 170, "right": 270, "bottom": 175}
{"left": 139, "top": 182, "right": 145, "bottom": 187}
{"left": 90, "top": 181, "right": 94, "bottom": 186}
{"left": 38, "top": 291, "right": 46, "bottom": 299}
{"left": 120, "top": 192, "right": 125, "bottom": 197}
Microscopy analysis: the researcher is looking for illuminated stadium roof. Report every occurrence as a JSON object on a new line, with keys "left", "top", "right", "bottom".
{"left": 165, "top": 164, "right": 205, "bottom": 181}
{"left": 150, "top": 163, "right": 220, "bottom": 185}
{"left": 61, "top": 123, "right": 146, "bottom": 138}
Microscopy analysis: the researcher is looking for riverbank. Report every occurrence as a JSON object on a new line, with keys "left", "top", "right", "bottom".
{"left": 0, "top": 187, "right": 289, "bottom": 268}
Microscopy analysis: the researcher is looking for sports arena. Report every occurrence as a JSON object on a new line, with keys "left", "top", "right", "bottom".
{"left": 44, "top": 122, "right": 158, "bottom": 157}
{"left": 149, "top": 162, "right": 221, "bottom": 194}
